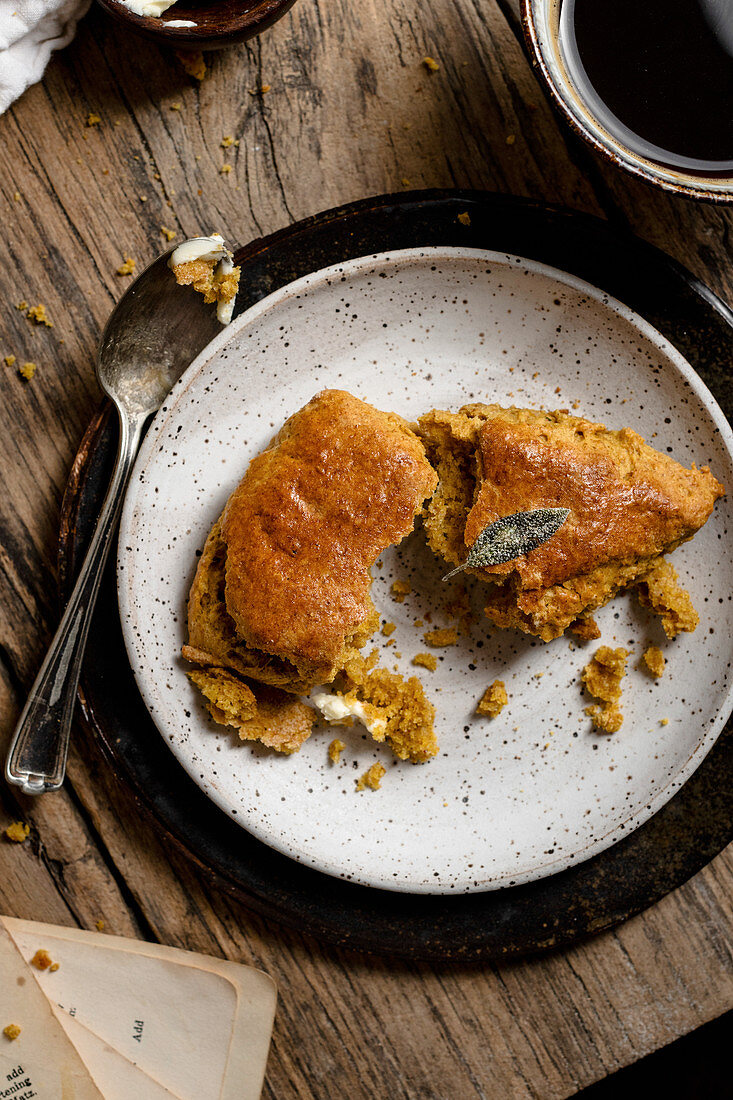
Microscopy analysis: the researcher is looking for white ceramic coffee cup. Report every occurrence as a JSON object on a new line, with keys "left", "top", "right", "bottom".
{"left": 522, "top": 0, "right": 733, "bottom": 203}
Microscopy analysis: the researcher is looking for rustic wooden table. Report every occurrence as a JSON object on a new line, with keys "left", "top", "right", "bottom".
{"left": 0, "top": 1, "right": 731, "bottom": 1097}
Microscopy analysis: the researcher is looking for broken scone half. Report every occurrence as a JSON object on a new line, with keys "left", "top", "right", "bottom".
{"left": 184, "top": 389, "right": 438, "bottom": 755}
{"left": 420, "top": 404, "right": 724, "bottom": 641}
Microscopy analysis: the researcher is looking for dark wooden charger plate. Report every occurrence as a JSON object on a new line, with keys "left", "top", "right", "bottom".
{"left": 59, "top": 191, "right": 733, "bottom": 962}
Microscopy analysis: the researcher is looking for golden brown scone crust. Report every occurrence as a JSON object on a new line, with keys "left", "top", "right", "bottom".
{"left": 465, "top": 407, "right": 723, "bottom": 589}
{"left": 219, "top": 389, "right": 437, "bottom": 681}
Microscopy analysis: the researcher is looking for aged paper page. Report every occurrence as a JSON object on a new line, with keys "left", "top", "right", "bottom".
{"left": 3, "top": 918, "right": 276, "bottom": 1100}
{"left": 0, "top": 922, "right": 103, "bottom": 1100}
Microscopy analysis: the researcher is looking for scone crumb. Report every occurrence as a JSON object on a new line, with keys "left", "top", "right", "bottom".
{"left": 220, "top": 164, "right": 233, "bottom": 174}
{"left": 391, "top": 579, "right": 411, "bottom": 603}
{"left": 660, "top": 717, "right": 669, "bottom": 726}
{"left": 4, "top": 821, "right": 29, "bottom": 843}
{"left": 26, "top": 303, "right": 53, "bottom": 327}
{"left": 569, "top": 615, "right": 601, "bottom": 641}
{"left": 18, "top": 362, "right": 36, "bottom": 380}
{"left": 95, "top": 920, "right": 105, "bottom": 932}
{"left": 582, "top": 646, "right": 629, "bottom": 733}
{"left": 161, "top": 226, "right": 176, "bottom": 242}
{"left": 585, "top": 703, "right": 623, "bottom": 734}
{"left": 49, "top": 962, "right": 60, "bottom": 972}
{"left": 4, "top": 354, "right": 16, "bottom": 366}
{"left": 328, "top": 738, "right": 345, "bottom": 764}
{"left": 457, "top": 212, "right": 471, "bottom": 227}
{"left": 339, "top": 666, "right": 438, "bottom": 763}
{"left": 422, "top": 56, "right": 440, "bottom": 72}
{"left": 476, "top": 680, "right": 508, "bottom": 718}
{"left": 3, "top": 1024, "right": 21, "bottom": 1041}
{"left": 116, "top": 256, "right": 136, "bottom": 276}
{"left": 381, "top": 621, "right": 396, "bottom": 636}
{"left": 636, "top": 559, "right": 699, "bottom": 638}
{"left": 412, "top": 652, "right": 437, "bottom": 671}
{"left": 423, "top": 627, "right": 458, "bottom": 647}
{"left": 643, "top": 645, "right": 666, "bottom": 678}
{"left": 221, "top": 135, "right": 236, "bottom": 148}
{"left": 187, "top": 668, "right": 314, "bottom": 755}
{"left": 356, "top": 762, "right": 386, "bottom": 791}
{"left": 87, "top": 113, "right": 101, "bottom": 126}
{"left": 30, "top": 949, "right": 54, "bottom": 971}
{"left": 176, "top": 50, "right": 207, "bottom": 81}
{"left": 15, "top": 300, "right": 27, "bottom": 311}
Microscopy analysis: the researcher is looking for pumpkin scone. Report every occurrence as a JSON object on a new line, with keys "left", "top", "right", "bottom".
{"left": 420, "top": 404, "right": 723, "bottom": 641}
{"left": 184, "top": 389, "right": 437, "bottom": 748}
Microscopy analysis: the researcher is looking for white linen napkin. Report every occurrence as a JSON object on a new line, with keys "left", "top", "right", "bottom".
{"left": 0, "top": 0, "right": 90, "bottom": 113}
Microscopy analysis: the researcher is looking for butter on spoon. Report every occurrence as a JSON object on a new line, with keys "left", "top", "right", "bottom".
{"left": 169, "top": 234, "right": 241, "bottom": 325}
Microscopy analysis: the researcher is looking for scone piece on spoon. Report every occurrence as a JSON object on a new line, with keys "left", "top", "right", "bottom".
{"left": 169, "top": 234, "right": 241, "bottom": 325}
{"left": 420, "top": 404, "right": 724, "bottom": 641}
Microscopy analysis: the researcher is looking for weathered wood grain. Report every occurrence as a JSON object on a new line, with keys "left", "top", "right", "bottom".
{"left": 0, "top": 670, "right": 144, "bottom": 936}
{"left": 0, "top": 1, "right": 730, "bottom": 1098}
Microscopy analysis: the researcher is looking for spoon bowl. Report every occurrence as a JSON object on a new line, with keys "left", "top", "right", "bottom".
{"left": 98, "top": 248, "right": 222, "bottom": 419}
{"left": 95, "top": 0, "right": 297, "bottom": 50}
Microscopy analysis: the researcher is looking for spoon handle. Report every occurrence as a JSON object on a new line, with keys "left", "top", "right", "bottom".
{"left": 5, "top": 409, "right": 143, "bottom": 795}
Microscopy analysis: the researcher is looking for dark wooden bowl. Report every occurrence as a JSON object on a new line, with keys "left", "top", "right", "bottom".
{"left": 95, "top": 0, "right": 297, "bottom": 50}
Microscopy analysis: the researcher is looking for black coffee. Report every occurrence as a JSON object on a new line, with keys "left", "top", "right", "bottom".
{"left": 558, "top": 0, "right": 733, "bottom": 174}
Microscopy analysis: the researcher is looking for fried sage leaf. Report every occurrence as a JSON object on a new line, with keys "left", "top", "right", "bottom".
{"left": 442, "top": 507, "right": 570, "bottom": 582}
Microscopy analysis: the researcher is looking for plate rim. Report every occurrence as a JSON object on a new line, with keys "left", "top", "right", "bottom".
{"left": 117, "top": 240, "right": 733, "bottom": 894}
{"left": 60, "top": 190, "right": 733, "bottom": 961}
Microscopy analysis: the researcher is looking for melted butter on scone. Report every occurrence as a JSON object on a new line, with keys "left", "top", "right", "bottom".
{"left": 310, "top": 688, "right": 387, "bottom": 737}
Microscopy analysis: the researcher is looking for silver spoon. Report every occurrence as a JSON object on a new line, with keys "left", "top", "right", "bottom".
{"left": 5, "top": 246, "right": 225, "bottom": 794}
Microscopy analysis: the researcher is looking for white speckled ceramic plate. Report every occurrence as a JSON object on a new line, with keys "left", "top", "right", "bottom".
{"left": 117, "top": 247, "right": 733, "bottom": 894}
